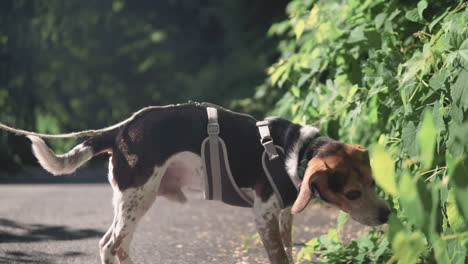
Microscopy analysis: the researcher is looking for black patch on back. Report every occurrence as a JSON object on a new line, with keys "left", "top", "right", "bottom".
{"left": 267, "top": 118, "right": 302, "bottom": 155}
{"left": 328, "top": 172, "right": 346, "bottom": 193}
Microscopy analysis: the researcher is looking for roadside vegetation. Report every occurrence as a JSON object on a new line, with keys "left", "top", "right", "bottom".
{"left": 263, "top": 0, "right": 468, "bottom": 263}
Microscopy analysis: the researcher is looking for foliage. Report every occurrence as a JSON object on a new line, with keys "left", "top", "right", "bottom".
{"left": 0, "top": 0, "right": 288, "bottom": 170}
{"left": 298, "top": 212, "right": 392, "bottom": 263}
{"left": 263, "top": 0, "right": 468, "bottom": 262}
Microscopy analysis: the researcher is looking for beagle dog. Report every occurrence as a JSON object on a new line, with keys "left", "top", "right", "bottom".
{"left": 26, "top": 102, "right": 390, "bottom": 264}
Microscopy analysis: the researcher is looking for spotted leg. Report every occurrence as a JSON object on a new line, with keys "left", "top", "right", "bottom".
{"left": 279, "top": 208, "right": 294, "bottom": 263}
{"left": 99, "top": 212, "right": 117, "bottom": 263}
{"left": 253, "top": 194, "right": 290, "bottom": 264}
{"left": 100, "top": 166, "right": 162, "bottom": 264}
{"left": 100, "top": 158, "right": 120, "bottom": 264}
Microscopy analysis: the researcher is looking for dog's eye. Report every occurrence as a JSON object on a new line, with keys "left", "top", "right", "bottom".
{"left": 345, "top": 191, "right": 362, "bottom": 200}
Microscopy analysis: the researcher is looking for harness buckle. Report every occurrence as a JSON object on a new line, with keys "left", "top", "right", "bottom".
{"left": 256, "top": 120, "right": 269, "bottom": 127}
{"left": 262, "top": 140, "right": 279, "bottom": 160}
{"left": 207, "top": 123, "right": 220, "bottom": 135}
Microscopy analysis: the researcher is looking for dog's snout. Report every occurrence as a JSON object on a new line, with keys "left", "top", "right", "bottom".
{"left": 378, "top": 207, "right": 390, "bottom": 223}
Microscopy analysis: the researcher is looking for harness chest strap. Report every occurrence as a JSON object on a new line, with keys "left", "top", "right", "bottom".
{"left": 256, "top": 120, "right": 300, "bottom": 209}
{"left": 257, "top": 120, "right": 279, "bottom": 160}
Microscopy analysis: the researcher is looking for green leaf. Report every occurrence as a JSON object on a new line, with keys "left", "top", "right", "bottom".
{"left": 371, "top": 144, "right": 397, "bottom": 196}
{"left": 447, "top": 127, "right": 467, "bottom": 168}
{"left": 392, "top": 231, "right": 426, "bottom": 264}
{"left": 327, "top": 228, "right": 340, "bottom": 243}
{"left": 449, "top": 155, "right": 468, "bottom": 220}
{"left": 402, "top": 121, "right": 419, "bottom": 158}
{"left": 431, "top": 235, "right": 451, "bottom": 264}
{"left": 291, "top": 85, "right": 300, "bottom": 98}
{"left": 297, "top": 238, "right": 319, "bottom": 261}
{"left": 387, "top": 214, "right": 405, "bottom": 243}
{"left": 429, "top": 68, "right": 448, "bottom": 91}
{"left": 429, "top": 8, "right": 449, "bottom": 32}
{"left": 375, "top": 13, "right": 387, "bottom": 30}
{"left": 447, "top": 189, "right": 466, "bottom": 232}
{"left": 373, "top": 236, "right": 390, "bottom": 261}
{"left": 150, "top": 31, "right": 166, "bottom": 43}
{"left": 451, "top": 69, "right": 468, "bottom": 111}
{"left": 399, "top": 171, "right": 426, "bottom": 229}
{"left": 401, "top": 51, "right": 425, "bottom": 84}
{"left": 448, "top": 29, "right": 468, "bottom": 51}
{"left": 337, "top": 211, "right": 348, "bottom": 234}
{"left": 112, "top": 1, "right": 124, "bottom": 12}
{"left": 446, "top": 237, "right": 467, "bottom": 264}
{"left": 347, "top": 25, "right": 367, "bottom": 43}
{"left": 406, "top": 8, "right": 422, "bottom": 23}
{"left": 417, "top": 111, "right": 436, "bottom": 170}
{"left": 270, "top": 64, "right": 288, "bottom": 86}
{"left": 294, "top": 20, "right": 305, "bottom": 40}
{"left": 137, "top": 56, "right": 156, "bottom": 73}
{"left": 449, "top": 104, "right": 464, "bottom": 125}
{"left": 356, "top": 234, "right": 374, "bottom": 251}
{"left": 433, "top": 101, "right": 446, "bottom": 134}
{"left": 417, "top": 0, "right": 428, "bottom": 20}
{"left": 455, "top": 39, "right": 468, "bottom": 69}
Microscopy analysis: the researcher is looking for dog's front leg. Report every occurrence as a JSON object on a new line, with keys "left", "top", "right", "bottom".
{"left": 253, "top": 194, "right": 290, "bottom": 264}
{"left": 279, "top": 208, "right": 294, "bottom": 263}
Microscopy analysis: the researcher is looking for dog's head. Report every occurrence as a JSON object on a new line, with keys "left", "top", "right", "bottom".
{"left": 291, "top": 140, "right": 390, "bottom": 226}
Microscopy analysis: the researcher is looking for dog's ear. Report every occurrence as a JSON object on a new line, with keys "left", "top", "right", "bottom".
{"left": 291, "top": 159, "right": 327, "bottom": 214}
{"left": 345, "top": 144, "right": 370, "bottom": 164}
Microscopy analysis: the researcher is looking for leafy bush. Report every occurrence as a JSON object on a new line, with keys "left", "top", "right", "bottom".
{"left": 262, "top": 0, "right": 468, "bottom": 262}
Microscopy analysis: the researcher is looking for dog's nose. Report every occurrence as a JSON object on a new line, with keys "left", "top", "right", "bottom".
{"left": 378, "top": 207, "right": 390, "bottom": 223}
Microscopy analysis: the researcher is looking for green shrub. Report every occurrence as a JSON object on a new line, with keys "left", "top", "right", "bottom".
{"left": 262, "top": 0, "right": 468, "bottom": 262}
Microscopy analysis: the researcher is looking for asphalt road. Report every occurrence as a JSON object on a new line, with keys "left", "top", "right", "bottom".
{"left": 0, "top": 179, "right": 368, "bottom": 264}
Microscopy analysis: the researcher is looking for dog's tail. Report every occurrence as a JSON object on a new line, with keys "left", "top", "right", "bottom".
{"left": 28, "top": 131, "right": 116, "bottom": 176}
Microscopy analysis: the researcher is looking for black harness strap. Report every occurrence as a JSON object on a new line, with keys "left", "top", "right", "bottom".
{"left": 257, "top": 120, "right": 298, "bottom": 209}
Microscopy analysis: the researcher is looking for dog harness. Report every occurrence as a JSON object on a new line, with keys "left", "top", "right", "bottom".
{"left": 201, "top": 107, "right": 323, "bottom": 209}
{"left": 201, "top": 107, "right": 254, "bottom": 207}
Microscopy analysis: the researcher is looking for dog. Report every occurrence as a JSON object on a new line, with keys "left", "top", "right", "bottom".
{"left": 21, "top": 102, "right": 390, "bottom": 264}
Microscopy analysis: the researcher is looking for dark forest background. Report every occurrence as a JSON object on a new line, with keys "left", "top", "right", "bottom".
{"left": 0, "top": 0, "right": 288, "bottom": 171}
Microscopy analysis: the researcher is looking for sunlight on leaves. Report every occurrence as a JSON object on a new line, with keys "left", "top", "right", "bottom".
{"left": 371, "top": 144, "right": 397, "bottom": 196}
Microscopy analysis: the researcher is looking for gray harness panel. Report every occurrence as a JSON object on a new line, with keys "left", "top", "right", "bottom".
{"left": 201, "top": 107, "right": 253, "bottom": 207}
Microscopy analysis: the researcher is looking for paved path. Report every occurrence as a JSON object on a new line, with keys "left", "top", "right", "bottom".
{"left": 0, "top": 182, "right": 368, "bottom": 264}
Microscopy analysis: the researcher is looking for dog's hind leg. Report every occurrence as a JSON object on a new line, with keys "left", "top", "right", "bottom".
{"left": 279, "top": 208, "right": 294, "bottom": 263}
{"left": 100, "top": 213, "right": 117, "bottom": 263}
{"left": 100, "top": 159, "right": 120, "bottom": 264}
{"left": 100, "top": 163, "right": 163, "bottom": 264}
{"left": 253, "top": 194, "right": 290, "bottom": 264}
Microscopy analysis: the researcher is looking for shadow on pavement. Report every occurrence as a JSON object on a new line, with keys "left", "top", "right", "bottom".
{"left": 0, "top": 250, "right": 85, "bottom": 264}
{"left": 0, "top": 218, "right": 104, "bottom": 243}
{"left": 0, "top": 166, "right": 108, "bottom": 184}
